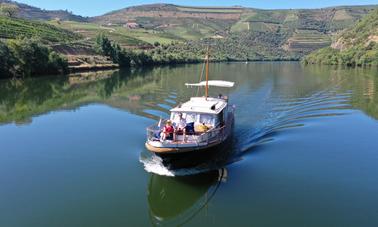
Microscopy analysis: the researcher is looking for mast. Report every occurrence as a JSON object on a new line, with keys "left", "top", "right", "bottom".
{"left": 205, "top": 47, "right": 209, "bottom": 99}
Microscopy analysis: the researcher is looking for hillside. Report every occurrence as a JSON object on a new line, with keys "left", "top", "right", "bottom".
{"left": 1, "top": 1, "right": 377, "bottom": 62}
{"left": 92, "top": 4, "right": 241, "bottom": 41}
{"left": 90, "top": 4, "right": 377, "bottom": 56}
{"left": 0, "top": 16, "right": 81, "bottom": 43}
{"left": 0, "top": 0, "right": 86, "bottom": 21}
{"left": 304, "top": 8, "right": 378, "bottom": 66}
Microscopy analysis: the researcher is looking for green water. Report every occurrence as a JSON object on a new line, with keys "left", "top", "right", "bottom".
{"left": 0, "top": 62, "right": 378, "bottom": 226}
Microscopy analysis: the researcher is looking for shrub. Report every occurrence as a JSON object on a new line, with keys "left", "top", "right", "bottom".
{"left": 0, "top": 41, "right": 15, "bottom": 78}
{"left": 0, "top": 38, "right": 68, "bottom": 78}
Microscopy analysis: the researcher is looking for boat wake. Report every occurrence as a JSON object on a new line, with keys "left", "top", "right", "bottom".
{"left": 140, "top": 153, "right": 225, "bottom": 177}
{"left": 140, "top": 82, "right": 352, "bottom": 176}
{"left": 236, "top": 88, "right": 351, "bottom": 155}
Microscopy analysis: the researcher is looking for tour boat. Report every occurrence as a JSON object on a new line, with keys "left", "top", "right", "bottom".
{"left": 145, "top": 49, "right": 235, "bottom": 158}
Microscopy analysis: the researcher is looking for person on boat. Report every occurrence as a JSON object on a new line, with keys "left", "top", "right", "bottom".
{"left": 196, "top": 122, "right": 210, "bottom": 133}
{"left": 218, "top": 93, "right": 228, "bottom": 100}
{"left": 160, "top": 120, "right": 174, "bottom": 141}
{"left": 174, "top": 113, "right": 187, "bottom": 141}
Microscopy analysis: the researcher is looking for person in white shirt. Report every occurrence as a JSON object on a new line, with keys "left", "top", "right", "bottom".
{"left": 174, "top": 113, "right": 187, "bottom": 142}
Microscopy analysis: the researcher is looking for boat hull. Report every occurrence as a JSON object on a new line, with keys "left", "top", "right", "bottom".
{"left": 146, "top": 134, "right": 233, "bottom": 169}
{"left": 145, "top": 139, "right": 223, "bottom": 155}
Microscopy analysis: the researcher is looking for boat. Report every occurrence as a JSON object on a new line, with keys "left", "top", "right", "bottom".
{"left": 145, "top": 48, "right": 235, "bottom": 158}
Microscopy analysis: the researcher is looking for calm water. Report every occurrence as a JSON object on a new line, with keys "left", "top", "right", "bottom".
{"left": 1, "top": 62, "right": 378, "bottom": 226}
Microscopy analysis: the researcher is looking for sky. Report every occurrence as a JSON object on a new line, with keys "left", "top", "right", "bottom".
{"left": 14, "top": 0, "right": 378, "bottom": 17}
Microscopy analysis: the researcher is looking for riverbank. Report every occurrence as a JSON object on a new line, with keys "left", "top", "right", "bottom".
{"left": 66, "top": 55, "right": 118, "bottom": 73}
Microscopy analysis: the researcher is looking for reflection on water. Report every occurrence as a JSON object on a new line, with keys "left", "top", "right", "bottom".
{"left": 0, "top": 64, "right": 377, "bottom": 125}
{"left": 148, "top": 169, "right": 225, "bottom": 226}
{"left": 0, "top": 67, "right": 168, "bottom": 124}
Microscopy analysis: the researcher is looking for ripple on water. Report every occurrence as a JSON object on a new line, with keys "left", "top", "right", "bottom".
{"left": 164, "top": 99, "right": 176, "bottom": 105}
{"left": 143, "top": 109, "right": 169, "bottom": 119}
{"left": 157, "top": 103, "right": 173, "bottom": 110}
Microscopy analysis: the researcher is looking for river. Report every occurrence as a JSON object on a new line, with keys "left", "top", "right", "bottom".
{"left": 0, "top": 62, "right": 378, "bottom": 226}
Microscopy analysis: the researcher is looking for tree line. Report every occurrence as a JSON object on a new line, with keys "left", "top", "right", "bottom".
{"left": 302, "top": 44, "right": 378, "bottom": 67}
{"left": 0, "top": 38, "right": 68, "bottom": 78}
{"left": 95, "top": 33, "right": 202, "bottom": 68}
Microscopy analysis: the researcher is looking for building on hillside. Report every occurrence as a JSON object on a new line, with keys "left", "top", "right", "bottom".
{"left": 124, "top": 22, "right": 140, "bottom": 29}
{"left": 211, "top": 34, "right": 224, "bottom": 39}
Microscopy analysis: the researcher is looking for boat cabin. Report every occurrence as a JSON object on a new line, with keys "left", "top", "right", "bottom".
{"left": 170, "top": 97, "right": 228, "bottom": 132}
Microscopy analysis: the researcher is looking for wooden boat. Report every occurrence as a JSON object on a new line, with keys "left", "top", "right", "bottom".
{"left": 145, "top": 48, "right": 235, "bottom": 157}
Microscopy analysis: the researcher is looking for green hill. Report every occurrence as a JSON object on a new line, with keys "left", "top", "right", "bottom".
{"left": 303, "top": 8, "right": 378, "bottom": 66}
{"left": 89, "top": 4, "right": 377, "bottom": 58}
{"left": 1, "top": 1, "right": 377, "bottom": 61}
{"left": 0, "top": 16, "right": 81, "bottom": 43}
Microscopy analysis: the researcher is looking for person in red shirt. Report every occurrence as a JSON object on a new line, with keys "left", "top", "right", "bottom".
{"left": 160, "top": 120, "right": 174, "bottom": 141}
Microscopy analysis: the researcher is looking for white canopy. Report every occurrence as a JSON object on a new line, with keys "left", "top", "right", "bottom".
{"left": 185, "top": 80, "right": 235, "bottom": 88}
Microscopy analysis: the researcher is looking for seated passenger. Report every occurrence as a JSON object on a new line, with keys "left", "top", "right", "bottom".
{"left": 185, "top": 122, "right": 195, "bottom": 135}
{"left": 160, "top": 120, "right": 174, "bottom": 141}
{"left": 175, "top": 113, "right": 187, "bottom": 142}
{"left": 196, "top": 122, "right": 210, "bottom": 133}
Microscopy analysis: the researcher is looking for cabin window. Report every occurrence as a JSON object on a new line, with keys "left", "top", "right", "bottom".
{"left": 171, "top": 112, "right": 183, "bottom": 121}
{"left": 186, "top": 113, "right": 196, "bottom": 123}
{"left": 171, "top": 112, "right": 196, "bottom": 124}
{"left": 171, "top": 112, "right": 218, "bottom": 127}
{"left": 199, "top": 114, "right": 216, "bottom": 126}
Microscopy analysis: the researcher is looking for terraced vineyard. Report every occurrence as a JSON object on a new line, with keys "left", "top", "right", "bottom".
{"left": 176, "top": 6, "right": 244, "bottom": 13}
{"left": 284, "top": 29, "right": 331, "bottom": 53}
{"left": 0, "top": 16, "right": 81, "bottom": 43}
{"left": 49, "top": 21, "right": 149, "bottom": 47}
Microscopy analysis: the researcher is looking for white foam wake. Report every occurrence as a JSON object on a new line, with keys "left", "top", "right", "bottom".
{"left": 140, "top": 155, "right": 175, "bottom": 177}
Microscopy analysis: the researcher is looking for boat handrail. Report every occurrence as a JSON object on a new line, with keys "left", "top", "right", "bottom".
{"left": 146, "top": 120, "right": 228, "bottom": 144}
{"left": 196, "top": 125, "right": 226, "bottom": 144}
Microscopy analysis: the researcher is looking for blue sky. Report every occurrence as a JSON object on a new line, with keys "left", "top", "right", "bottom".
{"left": 15, "top": 0, "right": 378, "bottom": 17}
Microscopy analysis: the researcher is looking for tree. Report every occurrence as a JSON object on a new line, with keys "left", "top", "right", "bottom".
{"left": 95, "top": 33, "right": 112, "bottom": 56}
{"left": 8, "top": 38, "right": 50, "bottom": 75}
{"left": 95, "top": 33, "right": 133, "bottom": 68}
{"left": 47, "top": 51, "right": 68, "bottom": 74}
{"left": 0, "top": 41, "right": 15, "bottom": 78}
{"left": 117, "top": 50, "right": 131, "bottom": 67}
{"left": 0, "top": 3, "right": 19, "bottom": 18}
{"left": 7, "top": 38, "right": 67, "bottom": 76}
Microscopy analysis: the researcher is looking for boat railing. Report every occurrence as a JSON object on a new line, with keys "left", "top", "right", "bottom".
{"left": 196, "top": 125, "right": 227, "bottom": 144}
{"left": 146, "top": 120, "right": 228, "bottom": 145}
{"left": 146, "top": 120, "right": 166, "bottom": 142}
